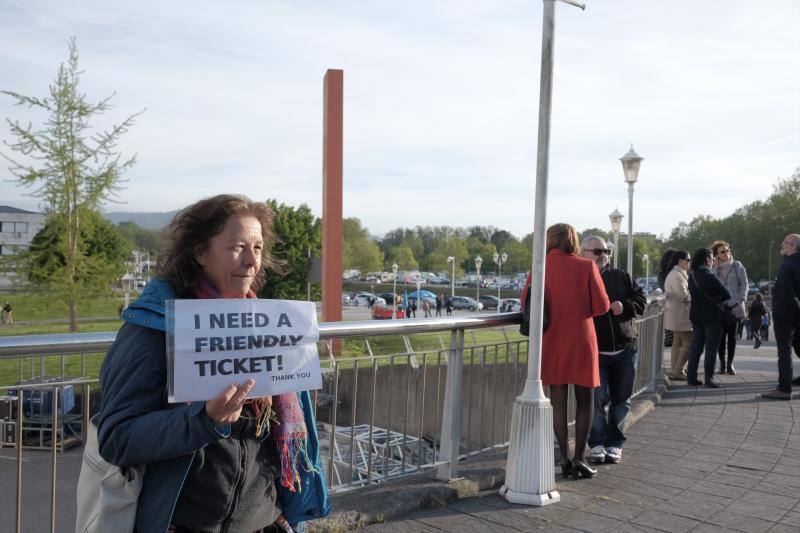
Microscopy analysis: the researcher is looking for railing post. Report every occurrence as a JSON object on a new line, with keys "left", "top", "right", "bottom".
{"left": 15, "top": 393, "right": 23, "bottom": 533}
{"left": 437, "top": 328, "right": 464, "bottom": 480}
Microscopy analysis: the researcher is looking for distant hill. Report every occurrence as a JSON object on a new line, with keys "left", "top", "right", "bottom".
{"left": 103, "top": 211, "right": 177, "bottom": 230}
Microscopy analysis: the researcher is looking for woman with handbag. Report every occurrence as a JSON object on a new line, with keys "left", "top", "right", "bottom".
{"left": 85, "top": 195, "right": 330, "bottom": 533}
{"left": 539, "top": 224, "right": 610, "bottom": 479}
{"left": 664, "top": 251, "right": 692, "bottom": 379}
{"left": 686, "top": 248, "right": 732, "bottom": 388}
{"left": 710, "top": 241, "right": 749, "bottom": 375}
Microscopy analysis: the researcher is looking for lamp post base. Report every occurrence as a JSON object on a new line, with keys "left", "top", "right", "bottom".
{"left": 500, "top": 390, "right": 559, "bottom": 507}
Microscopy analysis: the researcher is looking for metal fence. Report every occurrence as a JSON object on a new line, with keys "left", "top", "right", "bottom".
{"left": 0, "top": 299, "right": 664, "bottom": 532}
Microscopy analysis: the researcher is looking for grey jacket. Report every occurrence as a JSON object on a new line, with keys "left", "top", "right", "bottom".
{"left": 714, "top": 259, "right": 748, "bottom": 319}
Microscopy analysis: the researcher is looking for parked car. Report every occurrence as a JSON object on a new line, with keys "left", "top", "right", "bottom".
{"left": 379, "top": 292, "right": 398, "bottom": 305}
{"left": 449, "top": 296, "right": 483, "bottom": 311}
{"left": 371, "top": 302, "right": 405, "bottom": 320}
{"left": 341, "top": 294, "right": 352, "bottom": 305}
{"left": 354, "top": 292, "right": 380, "bottom": 307}
{"left": 501, "top": 298, "right": 521, "bottom": 312}
{"left": 478, "top": 295, "right": 500, "bottom": 310}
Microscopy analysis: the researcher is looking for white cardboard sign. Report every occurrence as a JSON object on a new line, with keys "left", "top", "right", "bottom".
{"left": 165, "top": 299, "right": 322, "bottom": 403}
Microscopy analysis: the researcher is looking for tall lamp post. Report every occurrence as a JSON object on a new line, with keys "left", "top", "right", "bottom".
{"left": 391, "top": 263, "right": 399, "bottom": 319}
{"left": 474, "top": 255, "right": 483, "bottom": 309}
{"left": 620, "top": 145, "right": 643, "bottom": 274}
{"left": 447, "top": 256, "right": 456, "bottom": 299}
{"left": 609, "top": 208, "right": 624, "bottom": 269}
{"left": 501, "top": 0, "right": 586, "bottom": 508}
{"left": 493, "top": 252, "right": 508, "bottom": 301}
{"left": 642, "top": 254, "right": 650, "bottom": 294}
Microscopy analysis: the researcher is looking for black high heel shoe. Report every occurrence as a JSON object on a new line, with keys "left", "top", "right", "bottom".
{"left": 560, "top": 459, "right": 573, "bottom": 478}
{"left": 571, "top": 459, "right": 597, "bottom": 479}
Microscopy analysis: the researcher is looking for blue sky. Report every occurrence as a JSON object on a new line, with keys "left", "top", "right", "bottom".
{"left": 1, "top": 0, "right": 798, "bottom": 239}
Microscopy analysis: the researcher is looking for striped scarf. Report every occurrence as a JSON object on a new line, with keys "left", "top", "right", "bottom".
{"left": 195, "top": 276, "right": 317, "bottom": 492}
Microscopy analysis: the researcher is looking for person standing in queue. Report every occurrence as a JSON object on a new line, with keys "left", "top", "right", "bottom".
{"left": 539, "top": 224, "right": 610, "bottom": 479}
{"left": 580, "top": 236, "right": 646, "bottom": 466}
{"left": 95, "top": 195, "right": 329, "bottom": 533}
{"left": 686, "top": 248, "right": 732, "bottom": 388}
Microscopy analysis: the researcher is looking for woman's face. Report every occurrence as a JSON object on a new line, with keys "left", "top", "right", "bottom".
{"left": 678, "top": 257, "right": 690, "bottom": 271}
{"left": 195, "top": 215, "right": 263, "bottom": 298}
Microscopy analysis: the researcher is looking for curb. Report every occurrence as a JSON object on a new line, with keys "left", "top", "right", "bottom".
{"left": 306, "top": 377, "right": 669, "bottom": 532}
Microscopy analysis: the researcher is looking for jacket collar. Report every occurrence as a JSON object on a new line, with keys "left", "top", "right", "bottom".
{"left": 122, "top": 277, "right": 176, "bottom": 332}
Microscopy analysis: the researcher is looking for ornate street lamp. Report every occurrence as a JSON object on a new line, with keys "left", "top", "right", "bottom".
{"left": 493, "top": 252, "right": 508, "bottom": 302}
{"left": 391, "top": 263, "right": 399, "bottom": 319}
{"left": 447, "top": 256, "right": 456, "bottom": 299}
{"left": 620, "top": 145, "right": 643, "bottom": 274}
{"left": 608, "top": 208, "right": 623, "bottom": 269}
{"left": 474, "top": 255, "right": 483, "bottom": 308}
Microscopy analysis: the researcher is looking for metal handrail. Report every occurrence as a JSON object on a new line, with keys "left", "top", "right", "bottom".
{"left": 0, "top": 312, "right": 523, "bottom": 358}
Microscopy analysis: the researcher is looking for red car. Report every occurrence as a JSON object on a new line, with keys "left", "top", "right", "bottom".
{"left": 371, "top": 303, "right": 405, "bottom": 320}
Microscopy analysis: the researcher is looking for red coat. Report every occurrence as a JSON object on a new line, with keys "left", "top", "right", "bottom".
{"left": 540, "top": 249, "right": 610, "bottom": 388}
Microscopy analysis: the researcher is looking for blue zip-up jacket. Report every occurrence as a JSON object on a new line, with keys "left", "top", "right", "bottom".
{"left": 97, "top": 278, "right": 330, "bottom": 532}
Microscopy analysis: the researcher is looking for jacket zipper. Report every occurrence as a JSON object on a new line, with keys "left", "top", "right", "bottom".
{"left": 221, "top": 430, "right": 248, "bottom": 533}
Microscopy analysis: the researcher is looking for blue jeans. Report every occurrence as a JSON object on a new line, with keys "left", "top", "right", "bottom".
{"left": 775, "top": 321, "right": 798, "bottom": 393}
{"left": 589, "top": 346, "right": 637, "bottom": 449}
{"left": 687, "top": 320, "right": 723, "bottom": 383}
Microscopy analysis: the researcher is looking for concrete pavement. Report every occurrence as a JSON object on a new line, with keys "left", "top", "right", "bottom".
{"left": 320, "top": 341, "right": 800, "bottom": 532}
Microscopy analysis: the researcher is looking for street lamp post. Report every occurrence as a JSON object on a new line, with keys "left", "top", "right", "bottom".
{"left": 609, "top": 208, "right": 624, "bottom": 269}
{"left": 642, "top": 254, "right": 649, "bottom": 294}
{"left": 501, "top": 0, "right": 585, "bottom": 508}
{"left": 620, "top": 146, "right": 643, "bottom": 275}
{"left": 493, "top": 252, "right": 508, "bottom": 302}
{"left": 474, "top": 255, "right": 483, "bottom": 309}
{"left": 392, "top": 263, "right": 399, "bottom": 319}
{"left": 447, "top": 256, "right": 456, "bottom": 299}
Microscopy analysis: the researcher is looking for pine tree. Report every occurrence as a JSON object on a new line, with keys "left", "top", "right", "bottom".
{"left": 2, "top": 37, "right": 143, "bottom": 330}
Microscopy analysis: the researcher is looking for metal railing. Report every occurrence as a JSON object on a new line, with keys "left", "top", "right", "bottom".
{"left": 0, "top": 299, "right": 664, "bottom": 532}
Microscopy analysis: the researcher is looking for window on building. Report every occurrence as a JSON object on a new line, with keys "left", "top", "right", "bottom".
{"left": 14, "top": 222, "right": 28, "bottom": 233}
{"left": 0, "top": 221, "right": 12, "bottom": 233}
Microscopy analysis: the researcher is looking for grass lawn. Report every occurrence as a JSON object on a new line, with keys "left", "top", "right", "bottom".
{"left": 0, "top": 294, "right": 125, "bottom": 322}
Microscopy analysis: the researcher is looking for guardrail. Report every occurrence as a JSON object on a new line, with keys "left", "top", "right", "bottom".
{"left": 0, "top": 300, "right": 664, "bottom": 532}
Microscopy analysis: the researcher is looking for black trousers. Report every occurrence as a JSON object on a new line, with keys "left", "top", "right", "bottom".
{"left": 718, "top": 314, "right": 738, "bottom": 366}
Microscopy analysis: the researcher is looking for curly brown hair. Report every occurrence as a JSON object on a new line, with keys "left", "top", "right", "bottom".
{"left": 546, "top": 223, "right": 580, "bottom": 255}
{"left": 156, "top": 194, "right": 282, "bottom": 297}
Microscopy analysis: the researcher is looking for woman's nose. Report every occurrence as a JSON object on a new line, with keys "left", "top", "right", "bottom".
{"left": 242, "top": 246, "right": 257, "bottom": 267}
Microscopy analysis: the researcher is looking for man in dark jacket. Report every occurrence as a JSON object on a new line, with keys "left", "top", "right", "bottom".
{"left": 763, "top": 234, "right": 800, "bottom": 400}
{"left": 581, "top": 237, "right": 647, "bottom": 465}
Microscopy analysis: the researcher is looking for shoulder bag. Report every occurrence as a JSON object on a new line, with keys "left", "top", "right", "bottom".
{"left": 520, "top": 284, "right": 549, "bottom": 336}
{"left": 75, "top": 417, "right": 146, "bottom": 533}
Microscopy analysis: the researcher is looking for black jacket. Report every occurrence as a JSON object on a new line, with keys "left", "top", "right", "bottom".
{"left": 592, "top": 267, "right": 647, "bottom": 352}
{"left": 688, "top": 266, "right": 731, "bottom": 324}
{"left": 772, "top": 252, "right": 800, "bottom": 324}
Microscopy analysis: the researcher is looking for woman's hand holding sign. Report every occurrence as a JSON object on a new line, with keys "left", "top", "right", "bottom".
{"left": 205, "top": 378, "right": 256, "bottom": 426}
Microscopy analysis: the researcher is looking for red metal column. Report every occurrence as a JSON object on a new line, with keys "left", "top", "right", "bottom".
{"left": 322, "top": 69, "right": 343, "bottom": 334}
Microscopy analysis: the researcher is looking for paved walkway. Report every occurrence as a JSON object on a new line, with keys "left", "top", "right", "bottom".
{"left": 358, "top": 342, "right": 800, "bottom": 532}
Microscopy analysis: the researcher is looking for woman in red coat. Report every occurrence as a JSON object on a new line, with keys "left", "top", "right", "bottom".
{"left": 543, "top": 224, "right": 610, "bottom": 479}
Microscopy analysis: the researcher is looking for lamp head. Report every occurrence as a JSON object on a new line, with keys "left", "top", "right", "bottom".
{"left": 475, "top": 255, "right": 483, "bottom": 270}
{"left": 392, "top": 263, "right": 398, "bottom": 274}
{"left": 501, "top": 252, "right": 508, "bottom": 263}
{"left": 609, "top": 207, "right": 624, "bottom": 232}
{"left": 447, "top": 256, "right": 454, "bottom": 264}
{"left": 620, "top": 145, "right": 643, "bottom": 184}
{"left": 493, "top": 252, "right": 499, "bottom": 263}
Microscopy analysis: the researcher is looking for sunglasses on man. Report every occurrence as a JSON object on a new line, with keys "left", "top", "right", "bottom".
{"left": 584, "top": 248, "right": 611, "bottom": 256}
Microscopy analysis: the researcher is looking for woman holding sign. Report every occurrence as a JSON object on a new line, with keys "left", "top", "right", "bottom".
{"left": 93, "top": 195, "right": 329, "bottom": 533}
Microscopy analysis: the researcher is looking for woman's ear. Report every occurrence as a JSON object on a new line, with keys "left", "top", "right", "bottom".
{"left": 194, "top": 248, "right": 207, "bottom": 268}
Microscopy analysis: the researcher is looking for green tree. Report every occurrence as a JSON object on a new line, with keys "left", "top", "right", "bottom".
{"left": 116, "top": 221, "right": 162, "bottom": 255}
{"left": 259, "top": 200, "right": 321, "bottom": 300}
{"left": 384, "top": 244, "right": 418, "bottom": 271}
{"left": 1, "top": 38, "right": 142, "bottom": 330}
{"left": 343, "top": 218, "right": 383, "bottom": 273}
{"left": 25, "top": 211, "right": 129, "bottom": 300}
